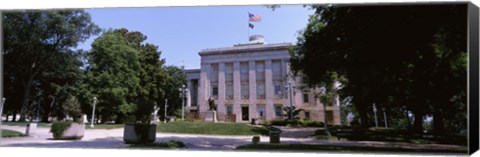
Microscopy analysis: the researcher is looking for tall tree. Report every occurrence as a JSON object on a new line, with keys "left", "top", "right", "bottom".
{"left": 3, "top": 10, "right": 100, "bottom": 121}
{"left": 160, "top": 66, "right": 186, "bottom": 120}
{"left": 83, "top": 28, "right": 168, "bottom": 123}
{"left": 291, "top": 4, "right": 467, "bottom": 134}
{"left": 84, "top": 31, "right": 141, "bottom": 123}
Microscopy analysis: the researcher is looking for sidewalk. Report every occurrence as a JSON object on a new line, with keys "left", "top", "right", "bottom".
{"left": 0, "top": 125, "right": 468, "bottom": 152}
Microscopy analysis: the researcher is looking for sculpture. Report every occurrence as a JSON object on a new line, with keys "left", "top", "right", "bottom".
{"left": 208, "top": 96, "right": 217, "bottom": 111}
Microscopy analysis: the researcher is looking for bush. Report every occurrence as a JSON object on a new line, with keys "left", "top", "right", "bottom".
{"left": 50, "top": 121, "right": 72, "bottom": 139}
{"left": 304, "top": 120, "right": 325, "bottom": 127}
{"left": 269, "top": 120, "right": 326, "bottom": 127}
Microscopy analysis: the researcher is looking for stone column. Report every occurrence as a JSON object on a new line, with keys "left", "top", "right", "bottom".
{"left": 187, "top": 80, "right": 192, "bottom": 107}
{"left": 218, "top": 62, "right": 226, "bottom": 113}
{"left": 198, "top": 63, "right": 210, "bottom": 113}
{"left": 186, "top": 89, "right": 191, "bottom": 107}
{"left": 233, "top": 62, "right": 241, "bottom": 122}
{"left": 248, "top": 61, "right": 257, "bottom": 120}
{"left": 265, "top": 60, "right": 275, "bottom": 120}
{"left": 233, "top": 62, "right": 241, "bottom": 101}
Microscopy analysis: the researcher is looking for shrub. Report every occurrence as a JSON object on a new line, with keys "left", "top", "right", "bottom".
{"left": 304, "top": 120, "right": 325, "bottom": 127}
{"left": 50, "top": 121, "right": 72, "bottom": 139}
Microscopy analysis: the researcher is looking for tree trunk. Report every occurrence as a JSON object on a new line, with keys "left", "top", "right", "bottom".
{"left": 12, "top": 109, "right": 17, "bottom": 122}
{"left": 412, "top": 112, "right": 424, "bottom": 133}
{"left": 358, "top": 106, "right": 369, "bottom": 128}
{"left": 433, "top": 112, "right": 445, "bottom": 134}
{"left": 19, "top": 74, "right": 35, "bottom": 122}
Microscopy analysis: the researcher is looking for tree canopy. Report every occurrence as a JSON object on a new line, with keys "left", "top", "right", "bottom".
{"left": 290, "top": 4, "right": 467, "bottom": 134}
{"left": 3, "top": 10, "right": 100, "bottom": 121}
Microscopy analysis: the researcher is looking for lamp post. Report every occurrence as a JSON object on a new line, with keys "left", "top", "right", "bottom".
{"left": 90, "top": 97, "right": 97, "bottom": 128}
{"left": 373, "top": 103, "right": 378, "bottom": 128}
{"left": 286, "top": 82, "right": 294, "bottom": 121}
{"left": 164, "top": 99, "right": 168, "bottom": 123}
{"left": 383, "top": 109, "right": 388, "bottom": 128}
{"left": 180, "top": 84, "right": 186, "bottom": 121}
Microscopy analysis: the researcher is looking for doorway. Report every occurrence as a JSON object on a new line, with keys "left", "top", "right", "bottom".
{"left": 241, "top": 106, "right": 249, "bottom": 121}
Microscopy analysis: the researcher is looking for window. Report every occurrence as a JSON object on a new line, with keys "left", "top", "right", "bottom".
{"left": 240, "top": 62, "right": 249, "bottom": 81}
{"left": 274, "top": 84, "right": 282, "bottom": 95}
{"left": 303, "top": 93, "right": 309, "bottom": 103}
{"left": 225, "top": 83, "right": 233, "bottom": 99}
{"left": 257, "top": 81, "right": 265, "bottom": 99}
{"left": 225, "top": 63, "right": 233, "bottom": 82}
{"left": 212, "top": 85, "right": 218, "bottom": 98}
{"left": 256, "top": 61, "right": 265, "bottom": 81}
{"left": 304, "top": 111, "right": 310, "bottom": 120}
{"left": 241, "top": 82, "right": 249, "bottom": 99}
{"left": 257, "top": 105, "right": 265, "bottom": 119}
{"left": 226, "top": 105, "right": 233, "bottom": 114}
{"left": 272, "top": 60, "right": 282, "bottom": 80}
{"left": 274, "top": 105, "right": 283, "bottom": 118}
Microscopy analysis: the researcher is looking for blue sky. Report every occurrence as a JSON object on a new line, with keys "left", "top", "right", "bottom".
{"left": 76, "top": 5, "right": 315, "bottom": 69}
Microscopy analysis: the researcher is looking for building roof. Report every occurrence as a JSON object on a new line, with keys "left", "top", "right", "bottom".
{"left": 199, "top": 42, "right": 292, "bottom": 56}
{"left": 185, "top": 69, "right": 201, "bottom": 73}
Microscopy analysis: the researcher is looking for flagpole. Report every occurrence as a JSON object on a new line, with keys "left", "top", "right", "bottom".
{"left": 247, "top": 12, "right": 250, "bottom": 42}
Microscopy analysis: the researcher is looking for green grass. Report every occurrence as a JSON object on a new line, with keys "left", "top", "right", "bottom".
{"left": 314, "top": 127, "right": 467, "bottom": 146}
{"left": 1, "top": 129, "right": 28, "bottom": 138}
{"left": 2, "top": 122, "right": 51, "bottom": 127}
{"left": 235, "top": 144, "right": 467, "bottom": 153}
{"left": 130, "top": 140, "right": 186, "bottom": 149}
{"left": 156, "top": 121, "right": 269, "bottom": 135}
{"left": 86, "top": 124, "right": 124, "bottom": 130}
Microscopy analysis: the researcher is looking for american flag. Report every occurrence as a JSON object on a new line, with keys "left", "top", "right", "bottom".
{"left": 248, "top": 13, "right": 261, "bottom": 22}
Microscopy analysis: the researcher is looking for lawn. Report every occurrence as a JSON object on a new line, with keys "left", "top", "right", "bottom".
{"left": 1, "top": 129, "right": 28, "bottom": 138}
{"left": 156, "top": 121, "right": 270, "bottom": 135}
{"left": 235, "top": 144, "right": 467, "bottom": 154}
{"left": 87, "top": 124, "right": 124, "bottom": 130}
{"left": 313, "top": 127, "right": 467, "bottom": 146}
{"left": 2, "top": 122, "right": 51, "bottom": 127}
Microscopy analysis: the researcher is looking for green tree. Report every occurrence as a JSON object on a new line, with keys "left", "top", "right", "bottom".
{"left": 3, "top": 10, "right": 100, "bottom": 121}
{"left": 290, "top": 4, "right": 467, "bottom": 134}
{"left": 83, "top": 28, "right": 168, "bottom": 124}
{"left": 84, "top": 31, "right": 141, "bottom": 123}
{"left": 160, "top": 66, "right": 186, "bottom": 120}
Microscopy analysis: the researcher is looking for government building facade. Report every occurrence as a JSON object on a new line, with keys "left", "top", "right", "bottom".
{"left": 184, "top": 35, "right": 340, "bottom": 124}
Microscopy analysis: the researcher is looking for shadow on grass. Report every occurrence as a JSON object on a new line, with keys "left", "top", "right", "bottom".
{"left": 235, "top": 144, "right": 468, "bottom": 155}
{"left": 313, "top": 127, "right": 467, "bottom": 146}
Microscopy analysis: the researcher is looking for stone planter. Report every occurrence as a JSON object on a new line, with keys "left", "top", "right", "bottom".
{"left": 51, "top": 122, "right": 85, "bottom": 140}
{"left": 123, "top": 124, "right": 157, "bottom": 144}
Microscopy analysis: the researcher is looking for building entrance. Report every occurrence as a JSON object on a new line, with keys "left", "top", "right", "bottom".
{"left": 241, "top": 106, "right": 249, "bottom": 121}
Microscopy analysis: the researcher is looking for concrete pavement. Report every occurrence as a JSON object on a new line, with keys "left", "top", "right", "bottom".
{"left": 0, "top": 125, "right": 468, "bottom": 152}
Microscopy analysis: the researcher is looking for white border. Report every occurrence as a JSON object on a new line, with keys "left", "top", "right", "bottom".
{"left": 0, "top": 0, "right": 478, "bottom": 157}
{"left": 0, "top": 0, "right": 475, "bottom": 10}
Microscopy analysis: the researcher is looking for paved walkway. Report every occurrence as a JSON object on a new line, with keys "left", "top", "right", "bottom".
{"left": 0, "top": 125, "right": 468, "bottom": 152}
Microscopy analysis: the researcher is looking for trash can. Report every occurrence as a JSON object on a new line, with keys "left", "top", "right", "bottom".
{"left": 269, "top": 130, "right": 281, "bottom": 144}
{"left": 25, "top": 123, "right": 37, "bottom": 135}
{"left": 251, "top": 118, "right": 256, "bottom": 125}
{"left": 252, "top": 136, "right": 260, "bottom": 144}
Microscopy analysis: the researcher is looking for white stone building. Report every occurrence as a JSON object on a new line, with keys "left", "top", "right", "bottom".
{"left": 185, "top": 36, "right": 340, "bottom": 124}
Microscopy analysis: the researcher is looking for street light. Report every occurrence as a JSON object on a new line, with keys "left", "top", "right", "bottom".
{"left": 179, "top": 84, "right": 186, "bottom": 121}
{"left": 90, "top": 97, "right": 97, "bottom": 128}
{"left": 164, "top": 99, "right": 168, "bottom": 123}
{"left": 373, "top": 103, "right": 378, "bottom": 128}
{"left": 285, "top": 82, "right": 294, "bottom": 121}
